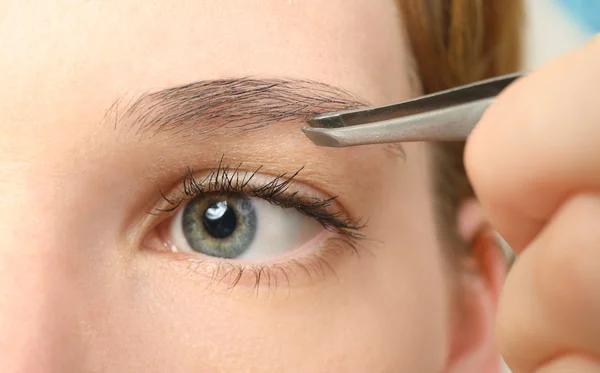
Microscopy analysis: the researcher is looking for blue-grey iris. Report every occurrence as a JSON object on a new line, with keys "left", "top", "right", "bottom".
{"left": 182, "top": 193, "right": 257, "bottom": 258}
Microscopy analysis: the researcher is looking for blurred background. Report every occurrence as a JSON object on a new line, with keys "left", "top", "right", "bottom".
{"left": 523, "top": 0, "right": 599, "bottom": 69}
{"left": 502, "top": 2, "right": 598, "bottom": 371}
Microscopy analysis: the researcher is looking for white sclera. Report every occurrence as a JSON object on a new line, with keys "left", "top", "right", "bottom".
{"left": 169, "top": 197, "right": 324, "bottom": 260}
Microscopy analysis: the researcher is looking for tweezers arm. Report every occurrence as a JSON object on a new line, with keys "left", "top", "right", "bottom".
{"left": 302, "top": 97, "right": 493, "bottom": 147}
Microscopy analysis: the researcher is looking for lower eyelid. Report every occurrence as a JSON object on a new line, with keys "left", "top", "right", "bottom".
{"left": 146, "top": 230, "right": 363, "bottom": 294}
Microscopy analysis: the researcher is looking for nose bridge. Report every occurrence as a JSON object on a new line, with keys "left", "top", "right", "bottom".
{"left": 0, "top": 168, "right": 84, "bottom": 372}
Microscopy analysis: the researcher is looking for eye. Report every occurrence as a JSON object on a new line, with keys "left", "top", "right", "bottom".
{"left": 143, "top": 164, "right": 367, "bottom": 291}
{"left": 168, "top": 192, "right": 323, "bottom": 260}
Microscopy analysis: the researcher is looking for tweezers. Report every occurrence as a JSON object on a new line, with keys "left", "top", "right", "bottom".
{"left": 302, "top": 72, "right": 524, "bottom": 147}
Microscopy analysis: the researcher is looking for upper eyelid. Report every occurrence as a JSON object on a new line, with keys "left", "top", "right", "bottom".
{"left": 154, "top": 163, "right": 309, "bottom": 211}
{"left": 151, "top": 163, "right": 367, "bottom": 236}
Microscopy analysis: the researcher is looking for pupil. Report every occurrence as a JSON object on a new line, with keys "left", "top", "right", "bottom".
{"left": 202, "top": 200, "right": 237, "bottom": 239}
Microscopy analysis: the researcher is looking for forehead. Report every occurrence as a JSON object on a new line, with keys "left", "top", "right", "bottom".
{"left": 0, "top": 1, "right": 413, "bottom": 114}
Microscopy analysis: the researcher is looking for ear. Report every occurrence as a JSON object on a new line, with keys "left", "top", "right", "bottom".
{"left": 445, "top": 198, "right": 508, "bottom": 373}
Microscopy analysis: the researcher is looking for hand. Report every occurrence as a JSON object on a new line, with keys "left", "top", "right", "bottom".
{"left": 465, "top": 35, "right": 600, "bottom": 372}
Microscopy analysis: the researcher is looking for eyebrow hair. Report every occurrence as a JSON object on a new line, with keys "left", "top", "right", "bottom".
{"left": 107, "top": 77, "right": 369, "bottom": 139}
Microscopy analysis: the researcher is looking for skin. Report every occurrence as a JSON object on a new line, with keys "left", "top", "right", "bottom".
{"left": 0, "top": 1, "right": 504, "bottom": 372}
{"left": 466, "top": 34, "right": 600, "bottom": 373}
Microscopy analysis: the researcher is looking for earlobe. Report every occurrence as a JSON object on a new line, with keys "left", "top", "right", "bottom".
{"left": 446, "top": 199, "right": 508, "bottom": 373}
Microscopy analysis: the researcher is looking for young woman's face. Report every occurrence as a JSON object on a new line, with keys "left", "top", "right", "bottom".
{"left": 0, "top": 1, "right": 457, "bottom": 371}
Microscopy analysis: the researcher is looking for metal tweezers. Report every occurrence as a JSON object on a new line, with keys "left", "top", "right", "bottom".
{"left": 302, "top": 72, "right": 524, "bottom": 147}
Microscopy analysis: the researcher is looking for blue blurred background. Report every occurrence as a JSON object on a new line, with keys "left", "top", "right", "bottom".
{"left": 524, "top": 0, "right": 599, "bottom": 69}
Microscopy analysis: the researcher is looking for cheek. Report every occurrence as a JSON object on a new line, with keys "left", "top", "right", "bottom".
{"left": 97, "top": 250, "right": 450, "bottom": 373}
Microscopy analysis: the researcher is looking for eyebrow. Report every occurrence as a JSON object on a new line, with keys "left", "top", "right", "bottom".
{"left": 106, "top": 77, "right": 370, "bottom": 140}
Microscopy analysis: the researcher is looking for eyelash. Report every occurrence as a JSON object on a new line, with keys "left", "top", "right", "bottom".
{"left": 150, "top": 158, "right": 368, "bottom": 293}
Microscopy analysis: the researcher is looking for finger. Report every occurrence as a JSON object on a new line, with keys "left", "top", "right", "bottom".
{"left": 464, "top": 34, "right": 600, "bottom": 252}
{"left": 497, "top": 194, "right": 600, "bottom": 373}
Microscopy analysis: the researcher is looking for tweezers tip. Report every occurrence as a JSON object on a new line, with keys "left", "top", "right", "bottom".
{"left": 301, "top": 127, "right": 344, "bottom": 147}
{"left": 306, "top": 113, "right": 345, "bottom": 128}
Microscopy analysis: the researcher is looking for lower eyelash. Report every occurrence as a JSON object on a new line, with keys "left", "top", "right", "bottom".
{"left": 168, "top": 234, "right": 370, "bottom": 297}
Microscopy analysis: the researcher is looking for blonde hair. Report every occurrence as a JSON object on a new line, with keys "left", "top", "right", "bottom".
{"left": 397, "top": 0, "right": 523, "bottom": 257}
